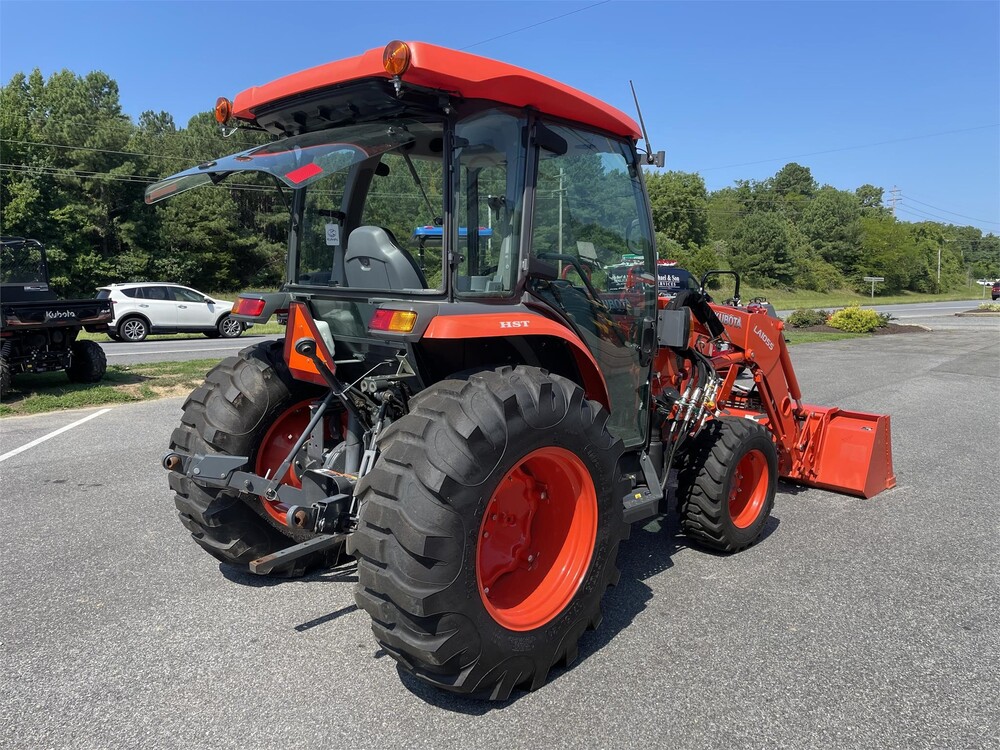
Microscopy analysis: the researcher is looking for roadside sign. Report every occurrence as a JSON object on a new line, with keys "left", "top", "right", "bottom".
{"left": 863, "top": 276, "right": 885, "bottom": 299}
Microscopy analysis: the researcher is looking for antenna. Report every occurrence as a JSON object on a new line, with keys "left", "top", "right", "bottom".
{"left": 629, "top": 80, "right": 665, "bottom": 168}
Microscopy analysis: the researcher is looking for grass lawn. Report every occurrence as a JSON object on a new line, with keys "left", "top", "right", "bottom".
{"left": 0, "top": 359, "right": 217, "bottom": 417}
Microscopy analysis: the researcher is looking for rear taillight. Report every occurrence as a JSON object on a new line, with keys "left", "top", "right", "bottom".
{"left": 233, "top": 297, "right": 266, "bottom": 316}
{"left": 370, "top": 309, "right": 417, "bottom": 333}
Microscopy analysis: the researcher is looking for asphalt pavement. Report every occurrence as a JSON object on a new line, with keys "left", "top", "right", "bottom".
{"left": 100, "top": 332, "right": 282, "bottom": 365}
{"left": 2, "top": 323, "right": 998, "bottom": 749}
{"left": 99, "top": 300, "right": 985, "bottom": 365}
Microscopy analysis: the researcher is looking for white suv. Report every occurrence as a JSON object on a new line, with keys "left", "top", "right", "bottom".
{"left": 95, "top": 283, "right": 249, "bottom": 342}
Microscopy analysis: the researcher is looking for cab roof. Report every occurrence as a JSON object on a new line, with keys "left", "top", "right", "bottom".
{"left": 232, "top": 41, "right": 641, "bottom": 140}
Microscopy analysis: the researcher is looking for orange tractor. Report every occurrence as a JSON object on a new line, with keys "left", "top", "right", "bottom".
{"left": 156, "top": 41, "right": 895, "bottom": 700}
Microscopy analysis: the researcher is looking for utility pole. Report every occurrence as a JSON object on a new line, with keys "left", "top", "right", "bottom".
{"left": 888, "top": 186, "right": 900, "bottom": 218}
{"left": 557, "top": 167, "right": 564, "bottom": 256}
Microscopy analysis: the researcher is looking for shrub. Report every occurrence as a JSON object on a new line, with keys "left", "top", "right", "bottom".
{"left": 786, "top": 308, "right": 831, "bottom": 328}
{"left": 827, "top": 305, "right": 881, "bottom": 333}
{"left": 978, "top": 302, "right": 1000, "bottom": 312}
{"left": 875, "top": 312, "right": 894, "bottom": 328}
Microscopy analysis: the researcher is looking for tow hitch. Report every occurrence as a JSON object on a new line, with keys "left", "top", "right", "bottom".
{"left": 162, "top": 450, "right": 357, "bottom": 574}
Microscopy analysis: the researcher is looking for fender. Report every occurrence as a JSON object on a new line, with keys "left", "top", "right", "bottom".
{"left": 423, "top": 312, "right": 611, "bottom": 410}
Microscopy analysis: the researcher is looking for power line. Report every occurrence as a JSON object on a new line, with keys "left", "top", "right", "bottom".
{"left": 899, "top": 193, "right": 999, "bottom": 225}
{"left": 1, "top": 137, "right": 230, "bottom": 165}
{"left": 0, "top": 163, "right": 282, "bottom": 193}
{"left": 459, "top": 1, "right": 611, "bottom": 51}
{"left": 894, "top": 205, "right": 978, "bottom": 227}
{"left": 699, "top": 124, "right": 1000, "bottom": 172}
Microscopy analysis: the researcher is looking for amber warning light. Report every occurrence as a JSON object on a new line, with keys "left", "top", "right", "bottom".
{"left": 383, "top": 40, "right": 411, "bottom": 76}
{"left": 214, "top": 97, "right": 233, "bottom": 125}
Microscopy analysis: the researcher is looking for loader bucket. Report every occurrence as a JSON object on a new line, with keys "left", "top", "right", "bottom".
{"left": 787, "top": 406, "right": 896, "bottom": 499}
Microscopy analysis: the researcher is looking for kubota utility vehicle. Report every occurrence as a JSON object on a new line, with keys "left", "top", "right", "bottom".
{"left": 155, "top": 41, "right": 895, "bottom": 700}
{"left": 1, "top": 236, "right": 111, "bottom": 399}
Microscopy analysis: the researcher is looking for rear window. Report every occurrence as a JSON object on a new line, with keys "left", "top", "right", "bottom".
{"left": 96, "top": 290, "right": 110, "bottom": 299}
{"left": 122, "top": 287, "right": 143, "bottom": 298}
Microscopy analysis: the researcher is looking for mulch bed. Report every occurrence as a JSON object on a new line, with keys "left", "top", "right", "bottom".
{"left": 792, "top": 323, "right": 927, "bottom": 335}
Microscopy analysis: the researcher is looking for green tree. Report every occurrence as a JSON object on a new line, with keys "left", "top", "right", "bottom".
{"left": 855, "top": 184, "right": 888, "bottom": 218}
{"left": 645, "top": 170, "right": 709, "bottom": 247}
{"left": 857, "top": 216, "right": 919, "bottom": 294}
{"left": 798, "top": 186, "right": 863, "bottom": 275}
{"left": 772, "top": 162, "right": 816, "bottom": 198}
{"left": 728, "top": 211, "right": 797, "bottom": 285}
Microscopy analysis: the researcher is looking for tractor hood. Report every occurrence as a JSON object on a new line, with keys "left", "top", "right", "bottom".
{"left": 144, "top": 119, "right": 423, "bottom": 204}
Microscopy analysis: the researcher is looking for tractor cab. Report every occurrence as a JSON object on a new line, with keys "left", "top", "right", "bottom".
{"left": 147, "top": 41, "right": 659, "bottom": 447}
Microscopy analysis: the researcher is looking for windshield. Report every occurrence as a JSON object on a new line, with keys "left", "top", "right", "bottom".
{"left": 144, "top": 119, "right": 430, "bottom": 204}
{"left": 1, "top": 240, "right": 46, "bottom": 284}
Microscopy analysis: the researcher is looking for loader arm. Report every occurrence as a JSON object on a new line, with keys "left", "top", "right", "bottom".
{"left": 689, "top": 304, "right": 895, "bottom": 499}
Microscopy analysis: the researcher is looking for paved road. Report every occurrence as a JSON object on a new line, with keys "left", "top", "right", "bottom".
{"left": 2, "top": 327, "right": 998, "bottom": 749}
{"left": 100, "top": 332, "right": 282, "bottom": 365}
{"left": 99, "top": 300, "right": 988, "bottom": 365}
{"left": 776, "top": 298, "right": 985, "bottom": 319}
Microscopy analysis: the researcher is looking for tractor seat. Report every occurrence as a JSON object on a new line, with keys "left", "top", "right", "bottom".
{"left": 344, "top": 226, "right": 427, "bottom": 290}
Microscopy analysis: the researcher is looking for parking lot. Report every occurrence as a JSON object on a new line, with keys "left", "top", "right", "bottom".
{"left": 2, "top": 320, "right": 998, "bottom": 749}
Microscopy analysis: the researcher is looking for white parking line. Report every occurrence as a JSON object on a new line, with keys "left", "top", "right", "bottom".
{"left": 0, "top": 408, "right": 112, "bottom": 463}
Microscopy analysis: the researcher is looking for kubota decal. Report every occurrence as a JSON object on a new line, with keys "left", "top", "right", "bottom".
{"left": 717, "top": 312, "right": 743, "bottom": 329}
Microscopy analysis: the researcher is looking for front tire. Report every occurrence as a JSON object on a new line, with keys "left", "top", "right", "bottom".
{"left": 67, "top": 340, "right": 107, "bottom": 383}
{"left": 350, "top": 366, "right": 628, "bottom": 700}
{"left": 167, "top": 341, "right": 336, "bottom": 575}
{"left": 677, "top": 417, "right": 777, "bottom": 552}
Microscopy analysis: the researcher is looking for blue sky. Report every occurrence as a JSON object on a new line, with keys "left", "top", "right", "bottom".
{"left": 2, "top": 0, "right": 998, "bottom": 233}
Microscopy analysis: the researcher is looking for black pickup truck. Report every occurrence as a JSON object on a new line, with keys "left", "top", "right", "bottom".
{"left": 1, "top": 236, "right": 112, "bottom": 399}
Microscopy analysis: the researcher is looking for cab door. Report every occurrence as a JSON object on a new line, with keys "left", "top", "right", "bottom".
{"left": 526, "top": 121, "right": 657, "bottom": 447}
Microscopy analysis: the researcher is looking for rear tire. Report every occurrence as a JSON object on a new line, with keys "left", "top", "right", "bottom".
{"left": 67, "top": 340, "right": 107, "bottom": 383}
{"left": 350, "top": 366, "right": 628, "bottom": 700}
{"left": 119, "top": 316, "right": 148, "bottom": 342}
{"left": 677, "top": 417, "right": 777, "bottom": 552}
{"left": 217, "top": 315, "right": 244, "bottom": 338}
{"left": 167, "top": 341, "right": 337, "bottom": 575}
{"left": 0, "top": 354, "right": 11, "bottom": 400}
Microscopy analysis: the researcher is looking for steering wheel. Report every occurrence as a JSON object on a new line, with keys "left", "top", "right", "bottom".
{"left": 537, "top": 252, "right": 603, "bottom": 303}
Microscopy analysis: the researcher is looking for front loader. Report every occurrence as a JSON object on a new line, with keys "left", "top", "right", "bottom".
{"left": 156, "top": 41, "right": 894, "bottom": 700}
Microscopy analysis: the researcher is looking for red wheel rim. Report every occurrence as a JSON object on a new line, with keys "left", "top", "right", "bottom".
{"left": 729, "top": 449, "right": 769, "bottom": 529}
{"left": 254, "top": 400, "right": 314, "bottom": 524}
{"left": 476, "top": 446, "right": 598, "bottom": 632}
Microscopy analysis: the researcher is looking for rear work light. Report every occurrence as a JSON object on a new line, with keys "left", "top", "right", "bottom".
{"left": 233, "top": 297, "right": 266, "bottom": 317}
{"left": 369, "top": 309, "right": 417, "bottom": 333}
